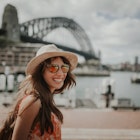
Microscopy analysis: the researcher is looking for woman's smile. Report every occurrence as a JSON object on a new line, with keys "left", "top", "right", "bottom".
{"left": 43, "top": 57, "right": 67, "bottom": 93}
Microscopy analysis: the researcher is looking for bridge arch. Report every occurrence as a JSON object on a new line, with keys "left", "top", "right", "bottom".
{"left": 20, "top": 17, "right": 95, "bottom": 55}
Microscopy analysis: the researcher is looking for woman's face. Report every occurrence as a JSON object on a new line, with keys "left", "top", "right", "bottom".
{"left": 43, "top": 57, "right": 69, "bottom": 93}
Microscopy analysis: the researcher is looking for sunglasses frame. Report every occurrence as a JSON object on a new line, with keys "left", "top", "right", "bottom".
{"left": 46, "top": 64, "right": 70, "bottom": 73}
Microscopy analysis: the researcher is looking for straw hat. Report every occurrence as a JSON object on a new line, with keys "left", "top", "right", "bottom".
{"left": 26, "top": 44, "right": 78, "bottom": 75}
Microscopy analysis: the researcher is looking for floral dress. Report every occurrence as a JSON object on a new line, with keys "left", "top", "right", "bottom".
{"left": 19, "top": 95, "right": 62, "bottom": 140}
{"left": 29, "top": 113, "right": 61, "bottom": 140}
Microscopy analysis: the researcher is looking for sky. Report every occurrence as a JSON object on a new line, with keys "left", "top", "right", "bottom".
{"left": 0, "top": 0, "right": 140, "bottom": 65}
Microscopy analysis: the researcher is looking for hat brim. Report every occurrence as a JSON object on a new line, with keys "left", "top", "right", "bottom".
{"left": 26, "top": 51, "right": 78, "bottom": 75}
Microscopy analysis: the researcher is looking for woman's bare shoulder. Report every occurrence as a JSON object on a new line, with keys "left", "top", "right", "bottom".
{"left": 18, "top": 95, "right": 41, "bottom": 116}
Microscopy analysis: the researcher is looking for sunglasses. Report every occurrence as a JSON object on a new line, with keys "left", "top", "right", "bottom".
{"left": 46, "top": 64, "right": 70, "bottom": 73}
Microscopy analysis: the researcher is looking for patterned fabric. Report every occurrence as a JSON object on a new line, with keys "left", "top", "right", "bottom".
{"left": 19, "top": 95, "right": 61, "bottom": 140}
{"left": 29, "top": 113, "right": 61, "bottom": 140}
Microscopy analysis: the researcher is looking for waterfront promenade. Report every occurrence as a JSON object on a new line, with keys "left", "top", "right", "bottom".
{"left": 61, "top": 108, "right": 140, "bottom": 139}
{"left": 1, "top": 105, "right": 140, "bottom": 140}
{"left": 61, "top": 108, "right": 140, "bottom": 129}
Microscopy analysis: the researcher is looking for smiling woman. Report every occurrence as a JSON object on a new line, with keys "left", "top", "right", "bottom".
{"left": 42, "top": 57, "right": 70, "bottom": 93}
{"left": 0, "top": 44, "right": 78, "bottom": 140}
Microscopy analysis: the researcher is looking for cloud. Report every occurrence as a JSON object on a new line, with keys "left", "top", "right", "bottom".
{"left": 0, "top": 0, "right": 140, "bottom": 64}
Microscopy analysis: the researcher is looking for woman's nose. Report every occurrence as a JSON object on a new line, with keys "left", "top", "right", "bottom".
{"left": 56, "top": 67, "right": 64, "bottom": 75}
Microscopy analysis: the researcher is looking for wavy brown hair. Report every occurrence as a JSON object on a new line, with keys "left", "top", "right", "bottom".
{"left": 31, "top": 56, "right": 76, "bottom": 135}
{"left": 0, "top": 56, "right": 76, "bottom": 138}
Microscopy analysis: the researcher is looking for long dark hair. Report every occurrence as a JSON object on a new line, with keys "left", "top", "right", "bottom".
{"left": 31, "top": 56, "right": 76, "bottom": 135}
{"left": 0, "top": 56, "right": 76, "bottom": 138}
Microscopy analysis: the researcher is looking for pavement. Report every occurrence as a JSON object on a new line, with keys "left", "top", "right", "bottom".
{"left": 1, "top": 105, "right": 140, "bottom": 140}
{"left": 61, "top": 108, "right": 140, "bottom": 140}
{"left": 62, "top": 128, "right": 140, "bottom": 140}
{"left": 61, "top": 108, "right": 140, "bottom": 129}
{"left": 61, "top": 108, "right": 140, "bottom": 139}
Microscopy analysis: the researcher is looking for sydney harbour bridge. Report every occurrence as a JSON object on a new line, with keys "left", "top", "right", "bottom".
{"left": 1, "top": 4, "right": 99, "bottom": 60}
{"left": 0, "top": 4, "right": 108, "bottom": 93}
{"left": 0, "top": 4, "right": 102, "bottom": 76}
{"left": 20, "top": 17, "right": 98, "bottom": 60}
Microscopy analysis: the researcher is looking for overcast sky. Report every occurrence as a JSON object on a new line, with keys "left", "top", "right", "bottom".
{"left": 0, "top": 0, "right": 140, "bottom": 64}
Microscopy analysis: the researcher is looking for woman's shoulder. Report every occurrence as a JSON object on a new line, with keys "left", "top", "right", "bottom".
{"left": 18, "top": 94, "right": 41, "bottom": 116}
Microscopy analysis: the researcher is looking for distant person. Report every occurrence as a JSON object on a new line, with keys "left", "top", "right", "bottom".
{"left": 0, "top": 44, "right": 78, "bottom": 140}
{"left": 105, "top": 84, "right": 114, "bottom": 108}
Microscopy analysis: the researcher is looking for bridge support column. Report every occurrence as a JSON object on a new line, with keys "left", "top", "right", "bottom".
{"left": 2, "top": 4, "right": 20, "bottom": 42}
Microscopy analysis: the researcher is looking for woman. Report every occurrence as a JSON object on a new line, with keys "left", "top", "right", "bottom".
{"left": 0, "top": 44, "right": 78, "bottom": 140}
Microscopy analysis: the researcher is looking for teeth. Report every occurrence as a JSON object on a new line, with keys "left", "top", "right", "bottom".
{"left": 54, "top": 79, "right": 63, "bottom": 82}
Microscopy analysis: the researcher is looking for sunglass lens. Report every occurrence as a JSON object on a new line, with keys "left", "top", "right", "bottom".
{"left": 48, "top": 65, "right": 58, "bottom": 73}
{"left": 61, "top": 65, "right": 69, "bottom": 73}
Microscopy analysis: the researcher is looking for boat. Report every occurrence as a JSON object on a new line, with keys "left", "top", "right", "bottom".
{"left": 131, "top": 74, "right": 140, "bottom": 83}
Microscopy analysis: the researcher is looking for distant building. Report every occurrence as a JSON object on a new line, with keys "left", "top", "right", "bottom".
{"left": 0, "top": 43, "right": 42, "bottom": 74}
{"left": 0, "top": 5, "right": 42, "bottom": 74}
{"left": 134, "top": 56, "right": 139, "bottom": 72}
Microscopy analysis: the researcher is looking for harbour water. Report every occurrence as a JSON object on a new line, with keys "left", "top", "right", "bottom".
{"left": 0, "top": 71, "right": 140, "bottom": 108}
{"left": 75, "top": 71, "right": 140, "bottom": 107}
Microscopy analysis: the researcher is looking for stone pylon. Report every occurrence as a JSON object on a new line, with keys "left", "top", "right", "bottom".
{"left": 2, "top": 4, "right": 20, "bottom": 42}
